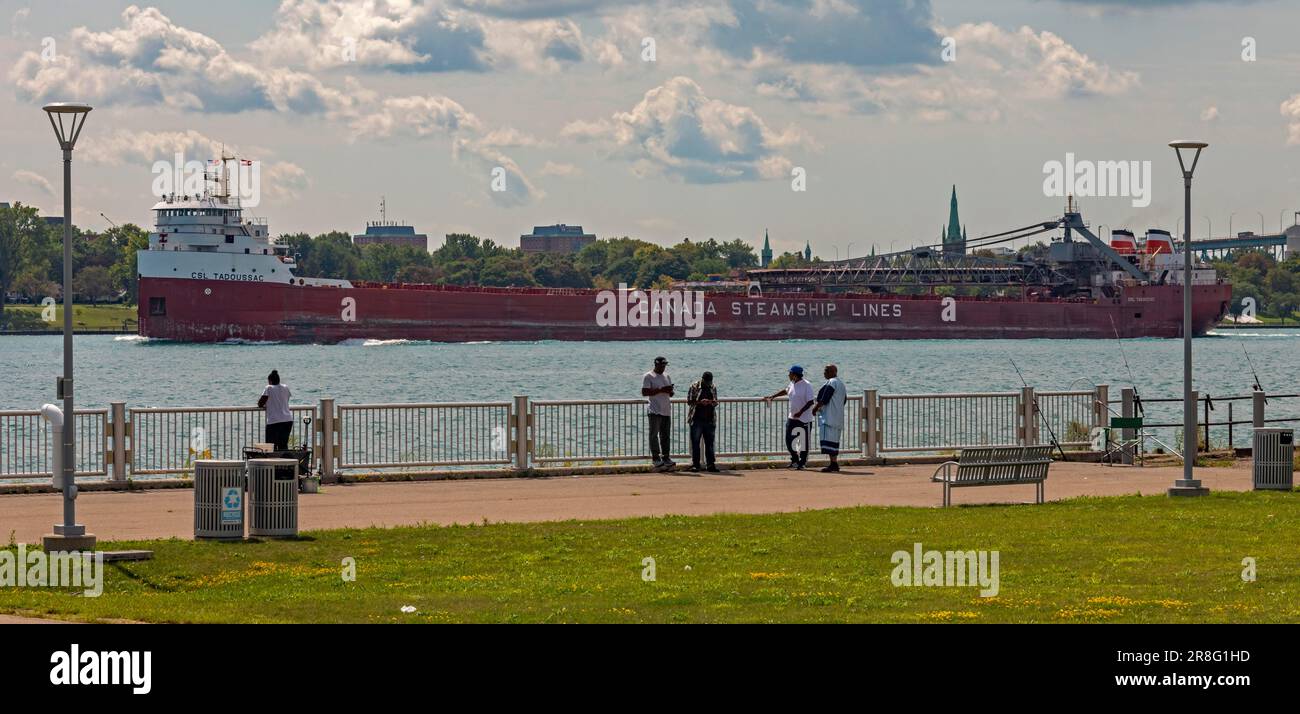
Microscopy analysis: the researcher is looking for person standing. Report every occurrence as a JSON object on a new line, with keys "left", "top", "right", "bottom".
{"left": 642, "top": 356, "right": 675, "bottom": 471}
{"left": 686, "top": 371, "right": 719, "bottom": 472}
{"left": 765, "top": 365, "right": 815, "bottom": 470}
{"left": 812, "top": 364, "right": 848, "bottom": 473}
{"left": 258, "top": 369, "right": 293, "bottom": 450}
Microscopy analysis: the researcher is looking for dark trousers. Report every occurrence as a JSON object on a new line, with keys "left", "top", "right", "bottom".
{"left": 785, "top": 418, "right": 811, "bottom": 466}
{"left": 689, "top": 420, "right": 716, "bottom": 467}
{"left": 648, "top": 414, "right": 671, "bottom": 462}
{"left": 266, "top": 421, "right": 292, "bottom": 450}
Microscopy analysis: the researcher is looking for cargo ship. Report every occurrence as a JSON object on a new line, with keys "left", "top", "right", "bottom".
{"left": 137, "top": 167, "right": 1230, "bottom": 343}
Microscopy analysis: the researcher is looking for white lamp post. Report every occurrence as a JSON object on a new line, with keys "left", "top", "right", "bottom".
{"left": 1168, "top": 140, "right": 1209, "bottom": 497}
{"left": 42, "top": 102, "right": 96, "bottom": 550}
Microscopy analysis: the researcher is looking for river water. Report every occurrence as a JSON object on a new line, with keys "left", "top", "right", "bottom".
{"left": 2, "top": 331, "right": 1297, "bottom": 447}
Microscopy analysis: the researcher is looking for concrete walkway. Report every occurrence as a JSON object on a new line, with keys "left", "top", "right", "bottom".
{"left": 0, "top": 461, "right": 1257, "bottom": 544}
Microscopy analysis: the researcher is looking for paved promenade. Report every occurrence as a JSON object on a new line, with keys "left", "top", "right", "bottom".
{"left": 0, "top": 461, "right": 1256, "bottom": 544}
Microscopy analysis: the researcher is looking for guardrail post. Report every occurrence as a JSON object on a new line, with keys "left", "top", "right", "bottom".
{"left": 1094, "top": 385, "right": 1109, "bottom": 432}
{"left": 109, "top": 401, "right": 128, "bottom": 481}
{"left": 513, "top": 395, "right": 530, "bottom": 470}
{"left": 318, "top": 398, "right": 336, "bottom": 482}
{"left": 864, "top": 389, "right": 879, "bottom": 459}
{"left": 1120, "top": 388, "right": 1135, "bottom": 464}
{"left": 1252, "top": 389, "right": 1265, "bottom": 429}
{"left": 1020, "top": 387, "right": 1037, "bottom": 446}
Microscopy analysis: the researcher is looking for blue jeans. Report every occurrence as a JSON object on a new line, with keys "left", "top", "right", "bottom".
{"left": 689, "top": 421, "right": 716, "bottom": 467}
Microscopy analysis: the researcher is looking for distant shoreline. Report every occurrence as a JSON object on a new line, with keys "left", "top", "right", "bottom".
{"left": 0, "top": 329, "right": 136, "bottom": 336}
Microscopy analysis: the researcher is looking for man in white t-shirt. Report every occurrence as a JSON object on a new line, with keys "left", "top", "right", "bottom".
{"left": 641, "top": 356, "right": 675, "bottom": 470}
{"left": 764, "top": 365, "right": 815, "bottom": 470}
{"left": 257, "top": 369, "right": 293, "bottom": 449}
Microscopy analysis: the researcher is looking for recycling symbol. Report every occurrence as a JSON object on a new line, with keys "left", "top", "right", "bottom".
{"left": 224, "top": 491, "right": 241, "bottom": 509}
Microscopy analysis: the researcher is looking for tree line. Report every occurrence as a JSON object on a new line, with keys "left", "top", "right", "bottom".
{"left": 281, "top": 231, "right": 765, "bottom": 289}
{"left": 0, "top": 202, "right": 148, "bottom": 320}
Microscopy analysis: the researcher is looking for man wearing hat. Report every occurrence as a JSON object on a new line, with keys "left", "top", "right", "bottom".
{"left": 641, "top": 356, "right": 675, "bottom": 471}
{"left": 764, "top": 365, "right": 815, "bottom": 470}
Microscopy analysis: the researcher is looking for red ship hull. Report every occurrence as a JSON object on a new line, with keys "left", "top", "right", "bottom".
{"left": 138, "top": 278, "right": 1231, "bottom": 343}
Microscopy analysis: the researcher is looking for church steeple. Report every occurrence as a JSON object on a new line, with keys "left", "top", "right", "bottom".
{"left": 761, "top": 229, "right": 772, "bottom": 267}
{"left": 803, "top": 240, "right": 812, "bottom": 262}
{"left": 944, "top": 185, "right": 967, "bottom": 256}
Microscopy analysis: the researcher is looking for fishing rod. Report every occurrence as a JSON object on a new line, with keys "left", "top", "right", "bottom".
{"left": 1238, "top": 337, "right": 1266, "bottom": 401}
{"left": 1008, "top": 356, "right": 1068, "bottom": 461}
{"left": 1108, "top": 315, "right": 1143, "bottom": 417}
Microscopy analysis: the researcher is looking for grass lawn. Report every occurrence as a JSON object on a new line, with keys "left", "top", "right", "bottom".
{"left": 2, "top": 491, "right": 1298, "bottom": 623}
{"left": 2, "top": 303, "right": 136, "bottom": 331}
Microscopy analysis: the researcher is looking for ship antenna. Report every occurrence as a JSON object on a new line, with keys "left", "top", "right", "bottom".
{"left": 1108, "top": 314, "right": 1143, "bottom": 416}
{"left": 1008, "top": 355, "right": 1067, "bottom": 461}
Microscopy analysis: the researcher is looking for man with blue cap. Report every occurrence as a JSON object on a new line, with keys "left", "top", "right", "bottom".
{"left": 764, "top": 365, "right": 815, "bottom": 470}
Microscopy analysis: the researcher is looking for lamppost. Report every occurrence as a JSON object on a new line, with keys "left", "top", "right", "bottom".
{"left": 1169, "top": 140, "right": 1209, "bottom": 497}
{"left": 42, "top": 102, "right": 95, "bottom": 550}
{"left": 1257, "top": 211, "right": 1265, "bottom": 235}
{"left": 847, "top": 242, "right": 855, "bottom": 261}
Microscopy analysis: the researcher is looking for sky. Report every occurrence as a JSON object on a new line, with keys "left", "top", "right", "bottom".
{"left": 1, "top": 0, "right": 1299, "bottom": 259}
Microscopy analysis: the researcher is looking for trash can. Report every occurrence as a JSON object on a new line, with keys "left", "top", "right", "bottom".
{"left": 247, "top": 457, "right": 299, "bottom": 537}
{"left": 194, "top": 459, "right": 246, "bottom": 540}
{"left": 1252, "top": 427, "right": 1294, "bottom": 491}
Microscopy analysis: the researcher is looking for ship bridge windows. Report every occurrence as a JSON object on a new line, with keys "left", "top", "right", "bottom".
{"left": 149, "top": 297, "right": 166, "bottom": 316}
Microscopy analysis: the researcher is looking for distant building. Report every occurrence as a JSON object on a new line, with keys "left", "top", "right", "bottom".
{"left": 352, "top": 197, "right": 428, "bottom": 250}
{"left": 520, "top": 224, "right": 596, "bottom": 253}
{"left": 942, "top": 185, "right": 967, "bottom": 256}
{"left": 803, "top": 240, "right": 812, "bottom": 262}
{"left": 761, "top": 229, "right": 773, "bottom": 267}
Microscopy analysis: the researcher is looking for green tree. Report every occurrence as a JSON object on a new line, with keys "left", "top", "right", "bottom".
{"left": 0, "top": 203, "right": 44, "bottom": 320}
{"left": 479, "top": 255, "right": 535, "bottom": 287}
{"left": 73, "top": 265, "right": 114, "bottom": 304}
{"left": 106, "top": 224, "right": 149, "bottom": 303}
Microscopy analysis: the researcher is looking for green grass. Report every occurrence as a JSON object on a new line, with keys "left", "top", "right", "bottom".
{"left": 2, "top": 491, "right": 1298, "bottom": 623}
{"left": 2, "top": 303, "right": 136, "bottom": 331}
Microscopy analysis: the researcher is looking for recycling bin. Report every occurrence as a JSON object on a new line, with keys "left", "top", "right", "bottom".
{"left": 194, "top": 459, "right": 246, "bottom": 540}
{"left": 247, "top": 457, "right": 299, "bottom": 537}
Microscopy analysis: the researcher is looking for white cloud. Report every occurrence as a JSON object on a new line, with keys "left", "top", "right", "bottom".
{"left": 1283, "top": 94, "right": 1300, "bottom": 145}
{"left": 350, "top": 95, "right": 541, "bottom": 205}
{"left": 13, "top": 169, "right": 53, "bottom": 195}
{"left": 11, "top": 7, "right": 30, "bottom": 38}
{"left": 9, "top": 6, "right": 355, "bottom": 115}
{"left": 755, "top": 22, "right": 1139, "bottom": 122}
{"left": 538, "top": 161, "right": 581, "bottom": 177}
{"left": 79, "top": 129, "right": 310, "bottom": 202}
{"left": 563, "top": 76, "right": 808, "bottom": 183}
{"left": 250, "top": 0, "right": 587, "bottom": 73}
{"left": 1201, "top": 105, "right": 1219, "bottom": 122}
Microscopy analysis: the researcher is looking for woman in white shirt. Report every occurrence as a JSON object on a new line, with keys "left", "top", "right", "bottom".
{"left": 257, "top": 370, "right": 293, "bottom": 450}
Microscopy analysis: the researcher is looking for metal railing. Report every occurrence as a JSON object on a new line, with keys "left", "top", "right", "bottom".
{"left": 1036, "top": 390, "right": 1099, "bottom": 448}
{"left": 24, "top": 384, "right": 1300, "bottom": 483}
{"left": 129, "top": 405, "right": 317, "bottom": 476}
{"left": 0, "top": 408, "right": 107, "bottom": 480}
{"left": 877, "top": 391, "right": 1021, "bottom": 453}
{"left": 336, "top": 402, "right": 513, "bottom": 469}
{"left": 529, "top": 396, "right": 864, "bottom": 464}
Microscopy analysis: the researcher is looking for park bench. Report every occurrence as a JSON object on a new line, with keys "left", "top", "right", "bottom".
{"left": 930, "top": 445, "right": 1053, "bottom": 507}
